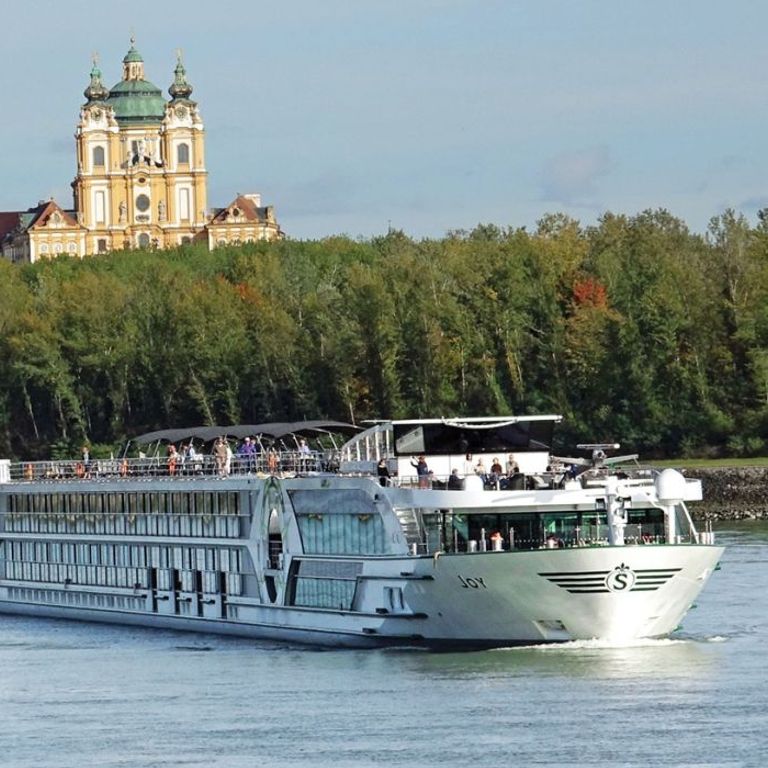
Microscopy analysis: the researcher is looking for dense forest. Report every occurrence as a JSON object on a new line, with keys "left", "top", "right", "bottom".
{"left": 2, "top": 207, "right": 768, "bottom": 460}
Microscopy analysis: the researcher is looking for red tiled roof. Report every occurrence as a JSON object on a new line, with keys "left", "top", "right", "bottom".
{"left": 27, "top": 200, "right": 80, "bottom": 230}
{"left": 0, "top": 211, "right": 22, "bottom": 239}
{"left": 209, "top": 195, "right": 265, "bottom": 224}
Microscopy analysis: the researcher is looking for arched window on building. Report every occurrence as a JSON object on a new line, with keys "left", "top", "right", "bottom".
{"left": 177, "top": 143, "right": 190, "bottom": 164}
{"left": 93, "top": 146, "right": 105, "bottom": 167}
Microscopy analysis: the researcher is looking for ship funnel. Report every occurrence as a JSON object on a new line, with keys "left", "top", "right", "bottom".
{"left": 655, "top": 468, "right": 687, "bottom": 504}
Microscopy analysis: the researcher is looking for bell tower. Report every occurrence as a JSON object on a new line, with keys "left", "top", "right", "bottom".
{"left": 72, "top": 39, "right": 208, "bottom": 252}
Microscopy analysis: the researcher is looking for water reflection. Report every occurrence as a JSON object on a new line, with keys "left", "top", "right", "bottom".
{"left": 401, "top": 636, "right": 722, "bottom": 682}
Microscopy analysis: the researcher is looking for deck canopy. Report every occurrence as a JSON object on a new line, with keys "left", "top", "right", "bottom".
{"left": 132, "top": 420, "right": 360, "bottom": 446}
{"left": 389, "top": 415, "right": 562, "bottom": 456}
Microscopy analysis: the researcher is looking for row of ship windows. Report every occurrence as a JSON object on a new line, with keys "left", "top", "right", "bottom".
{"left": 4, "top": 512, "right": 242, "bottom": 538}
{"left": 8, "top": 491, "right": 243, "bottom": 518}
{"left": 5, "top": 541, "right": 243, "bottom": 572}
{"left": 6, "top": 588, "right": 242, "bottom": 617}
{"left": 4, "top": 563, "right": 244, "bottom": 596}
{"left": 8, "top": 587, "right": 148, "bottom": 611}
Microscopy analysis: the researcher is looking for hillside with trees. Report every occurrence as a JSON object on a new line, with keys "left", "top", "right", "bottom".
{"left": 2, "top": 208, "right": 768, "bottom": 460}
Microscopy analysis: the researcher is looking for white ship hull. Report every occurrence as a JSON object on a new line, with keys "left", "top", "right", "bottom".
{"left": 0, "top": 543, "right": 722, "bottom": 648}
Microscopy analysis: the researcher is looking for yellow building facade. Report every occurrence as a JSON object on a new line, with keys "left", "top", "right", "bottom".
{"left": 1, "top": 41, "right": 282, "bottom": 262}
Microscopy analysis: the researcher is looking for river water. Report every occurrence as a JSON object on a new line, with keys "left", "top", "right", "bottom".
{"left": 0, "top": 523, "right": 766, "bottom": 768}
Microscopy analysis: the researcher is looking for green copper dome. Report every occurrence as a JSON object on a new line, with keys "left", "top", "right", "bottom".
{"left": 107, "top": 41, "right": 167, "bottom": 123}
{"left": 123, "top": 43, "right": 144, "bottom": 64}
{"left": 107, "top": 79, "right": 166, "bottom": 122}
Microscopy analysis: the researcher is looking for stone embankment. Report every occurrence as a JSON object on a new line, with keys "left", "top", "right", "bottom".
{"left": 682, "top": 466, "right": 768, "bottom": 521}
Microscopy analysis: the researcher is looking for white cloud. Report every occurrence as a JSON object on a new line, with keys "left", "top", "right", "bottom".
{"left": 540, "top": 146, "right": 614, "bottom": 207}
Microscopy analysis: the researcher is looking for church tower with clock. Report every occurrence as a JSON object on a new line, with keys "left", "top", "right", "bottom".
{"left": 74, "top": 40, "right": 208, "bottom": 252}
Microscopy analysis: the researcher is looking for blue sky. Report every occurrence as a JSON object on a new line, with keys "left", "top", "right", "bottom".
{"left": 2, "top": 0, "right": 767, "bottom": 239}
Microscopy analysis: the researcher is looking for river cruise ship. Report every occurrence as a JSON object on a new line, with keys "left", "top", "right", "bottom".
{"left": 0, "top": 416, "right": 722, "bottom": 648}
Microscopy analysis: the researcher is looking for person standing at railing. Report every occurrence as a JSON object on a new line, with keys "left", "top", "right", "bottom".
{"left": 214, "top": 437, "right": 228, "bottom": 476}
{"left": 298, "top": 438, "right": 312, "bottom": 472}
{"left": 267, "top": 447, "right": 279, "bottom": 474}
{"left": 237, "top": 436, "right": 257, "bottom": 473}
{"left": 411, "top": 455, "right": 430, "bottom": 489}
{"left": 167, "top": 444, "right": 179, "bottom": 476}
{"left": 377, "top": 458, "right": 391, "bottom": 487}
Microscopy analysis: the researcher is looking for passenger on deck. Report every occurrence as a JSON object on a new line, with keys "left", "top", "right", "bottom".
{"left": 447, "top": 468, "right": 464, "bottom": 490}
{"left": 213, "top": 437, "right": 228, "bottom": 476}
{"left": 377, "top": 458, "right": 391, "bottom": 487}
{"left": 167, "top": 444, "right": 178, "bottom": 476}
{"left": 267, "top": 447, "right": 279, "bottom": 474}
{"left": 474, "top": 458, "right": 487, "bottom": 484}
{"left": 506, "top": 454, "right": 519, "bottom": 476}
{"left": 411, "top": 455, "right": 430, "bottom": 489}
{"left": 490, "top": 457, "right": 503, "bottom": 482}
{"left": 184, "top": 443, "right": 201, "bottom": 475}
{"left": 462, "top": 453, "right": 474, "bottom": 478}
{"left": 298, "top": 438, "right": 312, "bottom": 471}
{"left": 237, "top": 436, "right": 257, "bottom": 473}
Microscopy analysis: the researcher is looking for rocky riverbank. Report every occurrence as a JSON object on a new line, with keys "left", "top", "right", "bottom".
{"left": 682, "top": 467, "right": 768, "bottom": 520}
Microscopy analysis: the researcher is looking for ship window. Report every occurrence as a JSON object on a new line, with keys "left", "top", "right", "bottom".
{"left": 386, "top": 587, "right": 405, "bottom": 612}
{"left": 177, "top": 143, "right": 190, "bottom": 164}
{"left": 289, "top": 489, "right": 392, "bottom": 555}
{"left": 93, "top": 146, "right": 105, "bottom": 167}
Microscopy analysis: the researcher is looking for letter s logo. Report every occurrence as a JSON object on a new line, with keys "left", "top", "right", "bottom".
{"left": 605, "top": 565, "right": 636, "bottom": 592}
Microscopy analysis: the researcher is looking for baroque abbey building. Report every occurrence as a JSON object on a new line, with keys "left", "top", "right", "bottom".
{"left": 0, "top": 41, "right": 282, "bottom": 263}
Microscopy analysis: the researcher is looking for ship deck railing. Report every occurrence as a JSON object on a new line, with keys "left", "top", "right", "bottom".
{"left": 4, "top": 458, "right": 658, "bottom": 492}
{"left": 5, "top": 452, "right": 338, "bottom": 483}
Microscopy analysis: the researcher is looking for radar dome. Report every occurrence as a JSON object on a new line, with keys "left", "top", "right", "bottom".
{"left": 655, "top": 468, "right": 688, "bottom": 504}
